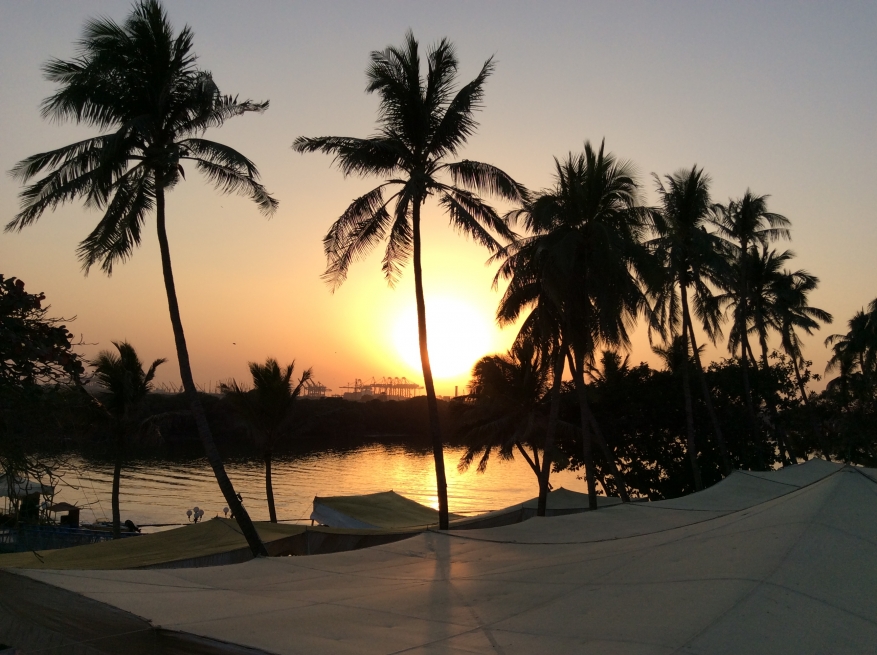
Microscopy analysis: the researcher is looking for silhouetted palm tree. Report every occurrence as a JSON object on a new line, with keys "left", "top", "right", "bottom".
{"left": 712, "top": 192, "right": 790, "bottom": 442}
{"left": 495, "top": 284, "right": 569, "bottom": 514}
{"left": 6, "top": 1, "right": 276, "bottom": 555}
{"left": 825, "top": 301, "right": 877, "bottom": 404}
{"left": 496, "top": 142, "right": 650, "bottom": 507}
{"left": 293, "top": 32, "right": 524, "bottom": 529}
{"left": 456, "top": 342, "right": 563, "bottom": 515}
{"left": 771, "top": 267, "right": 832, "bottom": 450}
{"left": 90, "top": 341, "right": 165, "bottom": 538}
{"left": 745, "top": 247, "right": 803, "bottom": 464}
{"left": 650, "top": 167, "right": 731, "bottom": 482}
{"left": 221, "top": 359, "right": 311, "bottom": 523}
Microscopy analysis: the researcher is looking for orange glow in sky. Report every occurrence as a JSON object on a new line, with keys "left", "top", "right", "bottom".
{"left": 1, "top": 2, "right": 874, "bottom": 396}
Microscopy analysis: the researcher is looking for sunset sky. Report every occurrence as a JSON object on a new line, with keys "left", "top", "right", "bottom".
{"left": 1, "top": 1, "right": 875, "bottom": 396}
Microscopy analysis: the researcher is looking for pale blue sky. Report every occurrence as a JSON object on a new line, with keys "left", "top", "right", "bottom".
{"left": 1, "top": 1, "right": 874, "bottom": 392}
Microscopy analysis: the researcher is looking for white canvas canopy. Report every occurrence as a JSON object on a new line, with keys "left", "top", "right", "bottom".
{"left": 3, "top": 459, "right": 876, "bottom": 654}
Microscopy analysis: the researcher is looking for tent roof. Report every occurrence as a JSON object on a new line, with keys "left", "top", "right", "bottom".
{"left": 312, "top": 490, "right": 456, "bottom": 529}
{"left": 7, "top": 459, "right": 875, "bottom": 654}
{"left": 0, "top": 519, "right": 305, "bottom": 570}
{"left": 312, "top": 487, "right": 620, "bottom": 530}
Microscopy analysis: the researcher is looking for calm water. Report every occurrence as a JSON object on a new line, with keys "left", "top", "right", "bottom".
{"left": 48, "top": 444, "right": 588, "bottom": 531}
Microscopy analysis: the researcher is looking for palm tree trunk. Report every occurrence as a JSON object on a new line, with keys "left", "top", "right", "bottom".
{"left": 739, "top": 335, "right": 760, "bottom": 433}
{"left": 681, "top": 326, "right": 703, "bottom": 491}
{"left": 411, "top": 201, "right": 449, "bottom": 530}
{"left": 682, "top": 286, "right": 732, "bottom": 475}
{"left": 264, "top": 452, "right": 277, "bottom": 523}
{"left": 155, "top": 186, "right": 267, "bottom": 557}
{"left": 537, "top": 348, "right": 565, "bottom": 516}
{"left": 568, "top": 356, "right": 598, "bottom": 510}
{"left": 111, "top": 426, "right": 123, "bottom": 540}
{"left": 790, "top": 354, "right": 820, "bottom": 458}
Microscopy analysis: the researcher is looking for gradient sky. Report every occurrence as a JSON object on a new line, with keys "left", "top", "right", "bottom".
{"left": 1, "top": 1, "right": 875, "bottom": 395}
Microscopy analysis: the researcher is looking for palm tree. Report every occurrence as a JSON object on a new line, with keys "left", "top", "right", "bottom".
{"left": 456, "top": 341, "right": 562, "bottom": 515}
{"left": 293, "top": 32, "right": 524, "bottom": 529}
{"left": 6, "top": 1, "right": 276, "bottom": 556}
{"left": 745, "top": 247, "right": 805, "bottom": 464}
{"left": 496, "top": 142, "right": 649, "bottom": 507}
{"left": 825, "top": 301, "right": 877, "bottom": 403}
{"left": 220, "top": 359, "right": 311, "bottom": 523}
{"left": 90, "top": 341, "right": 165, "bottom": 539}
{"left": 495, "top": 281, "right": 570, "bottom": 515}
{"left": 771, "top": 267, "right": 832, "bottom": 451}
{"left": 650, "top": 167, "right": 731, "bottom": 482}
{"left": 712, "top": 191, "right": 790, "bottom": 442}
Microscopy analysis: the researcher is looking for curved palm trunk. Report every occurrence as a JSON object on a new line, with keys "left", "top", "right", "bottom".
{"left": 264, "top": 452, "right": 277, "bottom": 523}
{"left": 111, "top": 426, "right": 123, "bottom": 540}
{"left": 537, "top": 348, "right": 565, "bottom": 516}
{"left": 680, "top": 326, "right": 703, "bottom": 491}
{"left": 412, "top": 201, "right": 449, "bottom": 530}
{"left": 156, "top": 187, "right": 267, "bottom": 557}
{"left": 681, "top": 285, "right": 732, "bottom": 475}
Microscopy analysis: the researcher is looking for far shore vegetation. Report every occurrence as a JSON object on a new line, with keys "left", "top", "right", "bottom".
{"left": 2, "top": 1, "right": 875, "bottom": 535}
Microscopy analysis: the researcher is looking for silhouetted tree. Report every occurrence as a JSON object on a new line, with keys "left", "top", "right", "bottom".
{"left": 455, "top": 341, "right": 564, "bottom": 516}
{"left": 90, "top": 342, "right": 165, "bottom": 538}
{"left": 712, "top": 192, "right": 790, "bottom": 451}
{"left": 293, "top": 32, "right": 524, "bottom": 529}
{"left": 496, "top": 142, "right": 651, "bottom": 507}
{"left": 221, "top": 359, "right": 311, "bottom": 523}
{"left": 650, "top": 167, "right": 731, "bottom": 482}
{"left": 6, "top": 1, "right": 276, "bottom": 555}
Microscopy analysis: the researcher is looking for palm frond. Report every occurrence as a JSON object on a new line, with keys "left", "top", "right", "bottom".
{"left": 76, "top": 167, "right": 154, "bottom": 274}
{"left": 322, "top": 185, "right": 399, "bottom": 289}
{"left": 292, "top": 136, "right": 402, "bottom": 177}
{"left": 443, "top": 160, "right": 528, "bottom": 203}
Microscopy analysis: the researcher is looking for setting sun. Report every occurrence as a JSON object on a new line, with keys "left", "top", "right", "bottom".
{"left": 393, "top": 296, "right": 494, "bottom": 380}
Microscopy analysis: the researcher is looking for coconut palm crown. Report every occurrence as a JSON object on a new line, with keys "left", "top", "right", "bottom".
{"left": 293, "top": 31, "right": 525, "bottom": 529}
{"left": 495, "top": 141, "right": 652, "bottom": 506}
{"left": 6, "top": 0, "right": 276, "bottom": 556}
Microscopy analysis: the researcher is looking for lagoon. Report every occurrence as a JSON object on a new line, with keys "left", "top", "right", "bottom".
{"left": 48, "top": 442, "right": 589, "bottom": 531}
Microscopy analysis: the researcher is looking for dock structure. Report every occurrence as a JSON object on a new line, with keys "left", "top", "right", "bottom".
{"left": 302, "top": 379, "right": 330, "bottom": 399}
{"left": 340, "top": 376, "right": 423, "bottom": 401}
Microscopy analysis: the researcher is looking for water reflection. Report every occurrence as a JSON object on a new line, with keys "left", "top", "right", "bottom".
{"left": 50, "top": 443, "right": 587, "bottom": 531}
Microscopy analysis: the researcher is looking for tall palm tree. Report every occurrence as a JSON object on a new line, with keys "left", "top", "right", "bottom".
{"left": 771, "top": 267, "right": 832, "bottom": 450}
{"left": 293, "top": 32, "right": 524, "bottom": 529}
{"left": 220, "top": 359, "right": 311, "bottom": 523}
{"left": 6, "top": 1, "right": 276, "bottom": 555}
{"left": 650, "top": 167, "right": 731, "bottom": 482}
{"left": 496, "top": 142, "right": 649, "bottom": 507}
{"left": 745, "top": 247, "right": 805, "bottom": 464}
{"left": 712, "top": 192, "right": 790, "bottom": 442}
{"left": 90, "top": 341, "right": 165, "bottom": 539}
